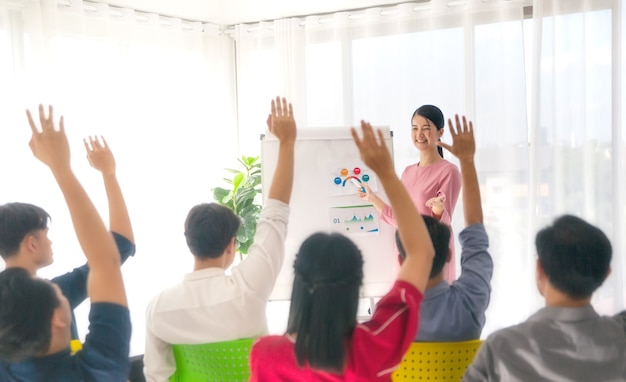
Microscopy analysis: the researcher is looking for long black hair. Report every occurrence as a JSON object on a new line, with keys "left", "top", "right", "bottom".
{"left": 286, "top": 232, "right": 364, "bottom": 372}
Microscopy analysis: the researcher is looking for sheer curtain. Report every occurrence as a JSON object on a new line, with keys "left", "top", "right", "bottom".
{"left": 530, "top": 0, "right": 625, "bottom": 315}
{"left": 235, "top": 0, "right": 625, "bottom": 337}
{"left": 0, "top": 0, "right": 236, "bottom": 355}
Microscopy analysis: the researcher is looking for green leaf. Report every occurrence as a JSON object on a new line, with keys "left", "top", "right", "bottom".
{"left": 235, "top": 188, "right": 256, "bottom": 208}
{"left": 212, "top": 187, "right": 230, "bottom": 201}
{"left": 245, "top": 156, "right": 260, "bottom": 166}
{"left": 212, "top": 155, "right": 263, "bottom": 256}
{"left": 232, "top": 173, "right": 244, "bottom": 191}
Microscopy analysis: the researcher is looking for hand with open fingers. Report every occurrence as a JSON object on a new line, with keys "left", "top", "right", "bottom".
{"left": 438, "top": 114, "right": 475, "bottom": 162}
{"left": 26, "top": 104, "right": 71, "bottom": 172}
{"left": 84, "top": 136, "right": 116, "bottom": 175}
{"left": 268, "top": 96, "right": 297, "bottom": 144}
{"left": 351, "top": 120, "right": 394, "bottom": 177}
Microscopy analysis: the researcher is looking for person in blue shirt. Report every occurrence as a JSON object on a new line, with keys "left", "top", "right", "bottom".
{"left": 0, "top": 135, "right": 135, "bottom": 340}
{"left": 0, "top": 104, "right": 132, "bottom": 381}
{"left": 396, "top": 115, "right": 493, "bottom": 342}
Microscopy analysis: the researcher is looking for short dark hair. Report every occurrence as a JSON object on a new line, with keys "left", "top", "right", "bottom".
{"left": 536, "top": 215, "right": 612, "bottom": 299}
{"left": 396, "top": 215, "right": 450, "bottom": 279}
{"left": 0, "top": 268, "right": 60, "bottom": 361}
{"left": 184, "top": 203, "right": 241, "bottom": 259}
{"left": 287, "top": 232, "right": 364, "bottom": 372}
{"left": 0, "top": 203, "right": 50, "bottom": 260}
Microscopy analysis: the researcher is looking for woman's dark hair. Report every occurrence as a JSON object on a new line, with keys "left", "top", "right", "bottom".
{"left": 413, "top": 105, "right": 445, "bottom": 158}
{"left": 286, "top": 232, "right": 364, "bottom": 373}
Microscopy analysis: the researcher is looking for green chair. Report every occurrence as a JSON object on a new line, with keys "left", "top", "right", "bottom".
{"left": 392, "top": 339, "right": 483, "bottom": 381}
{"left": 169, "top": 338, "right": 255, "bottom": 382}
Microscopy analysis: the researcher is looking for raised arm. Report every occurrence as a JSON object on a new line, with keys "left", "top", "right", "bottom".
{"left": 351, "top": 121, "right": 434, "bottom": 293}
{"left": 26, "top": 105, "right": 127, "bottom": 307}
{"left": 439, "top": 115, "right": 482, "bottom": 226}
{"left": 266, "top": 96, "right": 297, "bottom": 204}
{"left": 84, "top": 136, "right": 135, "bottom": 243}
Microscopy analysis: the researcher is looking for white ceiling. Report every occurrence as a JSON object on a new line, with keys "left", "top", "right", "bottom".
{"left": 91, "top": 0, "right": 406, "bottom": 25}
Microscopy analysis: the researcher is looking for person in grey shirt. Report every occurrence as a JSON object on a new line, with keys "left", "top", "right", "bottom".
{"left": 396, "top": 114, "right": 493, "bottom": 342}
{"left": 464, "top": 215, "right": 626, "bottom": 382}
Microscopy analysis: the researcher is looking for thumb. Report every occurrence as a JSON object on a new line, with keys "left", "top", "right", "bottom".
{"left": 438, "top": 141, "right": 452, "bottom": 153}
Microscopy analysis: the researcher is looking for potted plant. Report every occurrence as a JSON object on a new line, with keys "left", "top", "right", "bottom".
{"left": 212, "top": 156, "right": 262, "bottom": 256}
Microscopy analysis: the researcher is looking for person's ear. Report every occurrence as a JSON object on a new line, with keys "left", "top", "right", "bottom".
{"left": 535, "top": 258, "right": 546, "bottom": 296}
{"left": 227, "top": 237, "right": 237, "bottom": 254}
{"left": 21, "top": 235, "right": 37, "bottom": 253}
{"left": 50, "top": 309, "right": 68, "bottom": 330}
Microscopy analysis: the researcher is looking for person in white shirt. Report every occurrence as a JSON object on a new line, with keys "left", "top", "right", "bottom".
{"left": 143, "top": 97, "right": 297, "bottom": 382}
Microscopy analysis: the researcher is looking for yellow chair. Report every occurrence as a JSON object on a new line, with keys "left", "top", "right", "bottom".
{"left": 169, "top": 338, "right": 254, "bottom": 382}
{"left": 392, "top": 339, "right": 483, "bottom": 381}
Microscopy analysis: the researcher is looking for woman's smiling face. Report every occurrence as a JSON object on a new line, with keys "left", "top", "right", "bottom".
{"left": 411, "top": 114, "right": 443, "bottom": 152}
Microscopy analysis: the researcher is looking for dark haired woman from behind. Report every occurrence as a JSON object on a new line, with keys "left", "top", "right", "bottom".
{"left": 359, "top": 105, "right": 461, "bottom": 282}
{"left": 250, "top": 121, "right": 435, "bottom": 381}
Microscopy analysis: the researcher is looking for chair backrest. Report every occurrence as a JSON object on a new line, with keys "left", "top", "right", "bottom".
{"left": 392, "top": 339, "right": 483, "bottom": 381}
{"left": 169, "top": 338, "right": 255, "bottom": 382}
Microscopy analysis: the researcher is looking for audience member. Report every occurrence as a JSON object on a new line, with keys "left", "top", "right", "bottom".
{"left": 143, "top": 97, "right": 297, "bottom": 381}
{"left": 464, "top": 215, "right": 626, "bottom": 381}
{"left": 249, "top": 120, "right": 435, "bottom": 381}
{"left": 0, "top": 104, "right": 132, "bottom": 380}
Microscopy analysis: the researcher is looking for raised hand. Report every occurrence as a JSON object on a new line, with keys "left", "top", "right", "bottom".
{"left": 26, "top": 104, "right": 70, "bottom": 173}
{"left": 438, "top": 114, "right": 475, "bottom": 162}
{"left": 351, "top": 121, "right": 394, "bottom": 178}
{"left": 84, "top": 136, "right": 116, "bottom": 176}
{"left": 267, "top": 96, "right": 297, "bottom": 144}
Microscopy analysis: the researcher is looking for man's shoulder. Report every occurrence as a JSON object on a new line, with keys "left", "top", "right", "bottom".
{"left": 480, "top": 320, "right": 532, "bottom": 354}
{"left": 86, "top": 302, "right": 131, "bottom": 337}
{"left": 146, "top": 281, "right": 187, "bottom": 313}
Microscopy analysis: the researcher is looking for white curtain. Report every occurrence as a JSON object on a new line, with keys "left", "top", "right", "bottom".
{"left": 530, "top": 0, "right": 625, "bottom": 316}
{"left": 0, "top": 0, "right": 237, "bottom": 355}
{"left": 234, "top": 0, "right": 626, "bottom": 337}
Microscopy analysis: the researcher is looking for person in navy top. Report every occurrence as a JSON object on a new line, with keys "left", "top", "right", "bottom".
{"left": 0, "top": 135, "right": 135, "bottom": 341}
{"left": 0, "top": 105, "right": 132, "bottom": 381}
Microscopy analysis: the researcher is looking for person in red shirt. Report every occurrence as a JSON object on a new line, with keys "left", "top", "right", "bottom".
{"left": 250, "top": 120, "right": 440, "bottom": 381}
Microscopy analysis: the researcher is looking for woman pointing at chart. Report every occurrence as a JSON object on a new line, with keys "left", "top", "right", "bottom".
{"left": 359, "top": 105, "right": 461, "bottom": 282}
